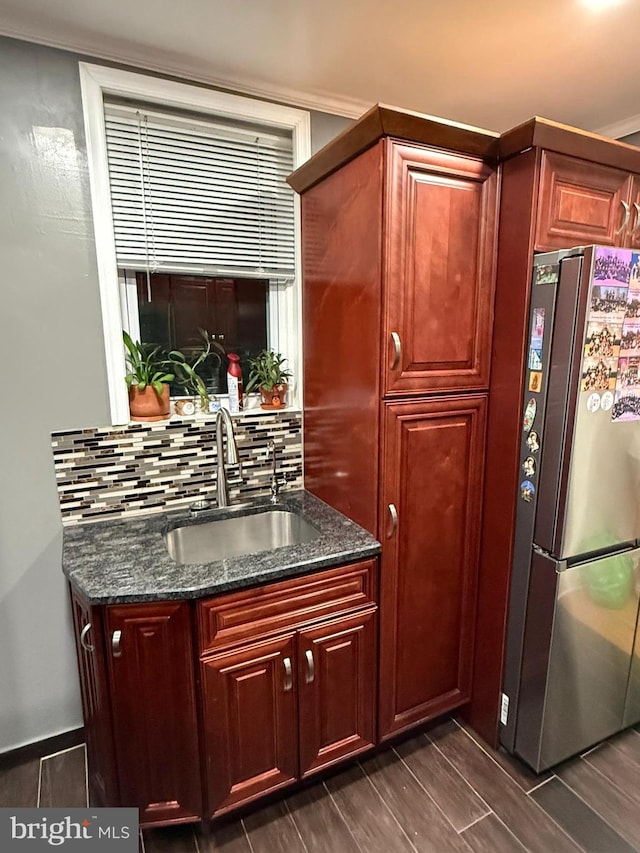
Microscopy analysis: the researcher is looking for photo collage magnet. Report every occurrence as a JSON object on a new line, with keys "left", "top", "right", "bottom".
{"left": 612, "top": 250, "right": 640, "bottom": 421}
{"left": 582, "top": 247, "right": 629, "bottom": 397}
{"left": 579, "top": 246, "right": 640, "bottom": 420}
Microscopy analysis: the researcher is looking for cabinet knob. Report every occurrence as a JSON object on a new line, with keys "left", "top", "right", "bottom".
{"left": 616, "top": 200, "right": 631, "bottom": 235}
{"left": 283, "top": 656, "right": 293, "bottom": 692}
{"left": 305, "top": 649, "right": 315, "bottom": 684}
{"left": 111, "top": 630, "right": 123, "bottom": 658}
{"left": 79, "top": 622, "right": 94, "bottom": 653}
{"left": 390, "top": 332, "right": 402, "bottom": 371}
{"left": 387, "top": 503, "right": 398, "bottom": 539}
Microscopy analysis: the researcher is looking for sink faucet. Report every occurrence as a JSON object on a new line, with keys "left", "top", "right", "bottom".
{"left": 216, "top": 408, "right": 241, "bottom": 507}
{"left": 268, "top": 440, "right": 286, "bottom": 503}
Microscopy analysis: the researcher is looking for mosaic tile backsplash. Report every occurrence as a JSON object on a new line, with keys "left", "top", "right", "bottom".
{"left": 51, "top": 411, "right": 303, "bottom": 525}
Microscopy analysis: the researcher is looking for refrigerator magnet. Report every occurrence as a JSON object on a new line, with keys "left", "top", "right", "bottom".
{"left": 601, "top": 390, "right": 614, "bottom": 411}
{"left": 526, "top": 431, "right": 540, "bottom": 453}
{"left": 529, "top": 371, "right": 542, "bottom": 393}
{"left": 620, "top": 321, "right": 640, "bottom": 357}
{"left": 612, "top": 391, "right": 640, "bottom": 422}
{"left": 586, "top": 392, "right": 601, "bottom": 413}
{"left": 520, "top": 480, "right": 535, "bottom": 502}
{"left": 527, "top": 307, "right": 545, "bottom": 372}
{"left": 582, "top": 358, "right": 616, "bottom": 392}
{"left": 522, "top": 457, "right": 536, "bottom": 477}
{"left": 523, "top": 399, "right": 537, "bottom": 431}
{"left": 591, "top": 247, "right": 631, "bottom": 325}
{"left": 534, "top": 264, "right": 559, "bottom": 286}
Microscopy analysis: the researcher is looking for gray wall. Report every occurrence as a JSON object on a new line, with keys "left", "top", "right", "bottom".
{"left": 0, "top": 35, "right": 351, "bottom": 754}
{"left": 0, "top": 36, "right": 111, "bottom": 752}
{"left": 310, "top": 110, "right": 352, "bottom": 154}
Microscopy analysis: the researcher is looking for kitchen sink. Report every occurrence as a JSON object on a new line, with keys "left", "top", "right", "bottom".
{"left": 164, "top": 508, "right": 320, "bottom": 565}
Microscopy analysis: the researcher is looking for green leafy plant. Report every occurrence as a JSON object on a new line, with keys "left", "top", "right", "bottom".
{"left": 169, "top": 328, "right": 222, "bottom": 410}
{"left": 244, "top": 349, "right": 292, "bottom": 393}
{"left": 123, "top": 331, "right": 174, "bottom": 395}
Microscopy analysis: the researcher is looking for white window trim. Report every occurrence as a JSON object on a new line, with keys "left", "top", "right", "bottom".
{"left": 79, "top": 62, "right": 310, "bottom": 425}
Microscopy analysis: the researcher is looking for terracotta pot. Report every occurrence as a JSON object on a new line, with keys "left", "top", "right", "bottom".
{"left": 128, "top": 384, "right": 171, "bottom": 422}
{"left": 259, "top": 383, "right": 288, "bottom": 410}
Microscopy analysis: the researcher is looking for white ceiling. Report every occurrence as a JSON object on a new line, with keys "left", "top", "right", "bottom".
{"left": 1, "top": 0, "right": 639, "bottom": 137}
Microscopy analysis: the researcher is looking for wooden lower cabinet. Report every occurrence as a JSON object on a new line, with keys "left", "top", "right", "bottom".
{"left": 201, "top": 633, "right": 298, "bottom": 816}
{"left": 69, "top": 591, "right": 118, "bottom": 808}
{"left": 105, "top": 602, "right": 202, "bottom": 826}
{"left": 297, "top": 608, "right": 377, "bottom": 777}
{"left": 378, "top": 395, "right": 487, "bottom": 740}
{"left": 71, "top": 559, "right": 378, "bottom": 826}
{"left": 202, "top": 608, "right": 378, "bottom": 817}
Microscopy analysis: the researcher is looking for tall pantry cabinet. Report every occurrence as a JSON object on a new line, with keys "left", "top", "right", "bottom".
{"left": 288, "top": 106, "right": 499, "bottom": 739}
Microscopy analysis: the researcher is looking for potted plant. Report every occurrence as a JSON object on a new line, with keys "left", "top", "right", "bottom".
{"left": 169, "top": 328, "right": 222, "bottom": 414}
{"left": 245, "top": 349, "right": 292, "bottom": 409}
{"left": 123, "top": 331, "right": 174, "bottom": 421}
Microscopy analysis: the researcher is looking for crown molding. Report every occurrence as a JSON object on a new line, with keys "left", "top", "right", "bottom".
{"left": 0, "top": 25, "right": 370, "bottom": 120}
{"left": 596, "top": 113, "right": 640, "bottom": 140}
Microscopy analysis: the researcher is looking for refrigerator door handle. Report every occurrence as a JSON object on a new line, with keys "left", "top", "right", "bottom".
{"left": 616, "top": 200, "right": 631, "bottom": 235}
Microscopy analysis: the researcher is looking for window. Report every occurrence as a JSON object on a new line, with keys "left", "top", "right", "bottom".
{"left": 103, "top": 101, "right": 296, "bottom": 277}
{"left": 79, "top": 63, "right": 310, "bottom": 424}
{"left": 132, "top": 271, "right": 269, "bottom": 395}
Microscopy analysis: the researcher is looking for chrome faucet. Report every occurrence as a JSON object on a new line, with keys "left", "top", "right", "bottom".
{"left": 216, "top": 408, "right": 241, "bottom": 507}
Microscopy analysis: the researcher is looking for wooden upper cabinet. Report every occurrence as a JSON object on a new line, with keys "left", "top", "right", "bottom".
{"left": 536, "top": 151, "right": 631, "bottom": 251}
{"left": 378, "top": 395, "right": 486, "bottom": 740}
{"left": 384, "top": 142, "right": 498, "bottom": 395}
{"left": 105, "top": 601, "right": 202, "bottom": 826}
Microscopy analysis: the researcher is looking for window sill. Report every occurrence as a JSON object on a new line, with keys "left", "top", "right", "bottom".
{"left": 124, "top": 395, "right": 301, "bottom": 427}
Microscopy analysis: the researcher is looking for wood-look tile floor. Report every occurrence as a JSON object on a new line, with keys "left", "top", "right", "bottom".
{"left": 3, "top": 718, "right": 640, "bottom": 852}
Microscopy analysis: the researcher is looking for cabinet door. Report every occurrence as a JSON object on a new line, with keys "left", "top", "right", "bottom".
{"left": 536, "top": 151, "right": 631, "bottom": 251}
{"left": 69, "top": 590, "right": 118, "bottom": 807}
{"left": 106, "top": 602, "right": 201, "bottom": 825}
{"left": 202, "top": 634, "right": 298, "bottom": 816}
{"left": 136, "top": 273, "right": 268, "bottom": 354}
{"left": 384, "top": 142, "right": 497, "bottom": 395}
{"left": 298, "top": 608, "right": 377, "bottom": 777}
{"left": 378, "top": 396, "right": 486, "bottom": 740}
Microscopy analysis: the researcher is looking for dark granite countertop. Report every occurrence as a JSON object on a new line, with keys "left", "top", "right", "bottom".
{"left": 62, "top": 490, "right": 381, "bottom": 604}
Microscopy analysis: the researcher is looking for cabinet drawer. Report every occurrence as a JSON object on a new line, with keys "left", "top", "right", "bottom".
{"left": 198, "top": 559, "right": 377, "bottom": 655}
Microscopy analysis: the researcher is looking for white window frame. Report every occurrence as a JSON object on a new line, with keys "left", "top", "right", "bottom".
{"left": 79, "top": 62, "right": 310, "bottom": 425}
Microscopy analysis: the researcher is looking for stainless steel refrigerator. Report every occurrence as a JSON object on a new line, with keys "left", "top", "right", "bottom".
{"left": 500, "top": 245, "right": 640, "bottom": 772}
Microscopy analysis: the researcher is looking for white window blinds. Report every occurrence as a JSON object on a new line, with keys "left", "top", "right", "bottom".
{"left": 103, "top": 102, "right": 296, "bottom": 278}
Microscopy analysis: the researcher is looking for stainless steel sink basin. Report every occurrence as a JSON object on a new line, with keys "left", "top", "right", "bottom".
{"left": 164, "top": 508, "right": 320, "bottom": 564}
